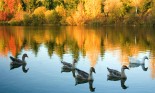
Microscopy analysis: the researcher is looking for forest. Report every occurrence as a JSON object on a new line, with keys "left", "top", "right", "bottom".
{"left": 0, "top": 0, "right": 155, "bottom": 26}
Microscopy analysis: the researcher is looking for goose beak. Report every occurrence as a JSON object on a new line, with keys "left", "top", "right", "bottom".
{"left": 93, "top": 70, "right": 96, "bottom": 73}
{"left": 74, "top": 59, "right": 77, "bottom": 63}
{"left": 93, "top": 69, "right": 96, "bottom": 73}
{"left": 26, "top": 55, "right": 28, "bottom": 58}
{"left": 126, "top": 67, "right": 129, "bottom": 70}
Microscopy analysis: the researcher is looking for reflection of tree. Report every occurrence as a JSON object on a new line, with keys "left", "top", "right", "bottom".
{"left": 55, "top": 44, "right": 65, "bottom": 60}
{"left": 31, "top": 41, "right": 40, "bottom": 56}
{"left": 69, "top": 41, "right": 79, "bottom": 60}
{"left": 1, "top": 26, "right": 155, "bottom": 78}
{"left": 45, "top": 41, "right": 55, "bottom": 58}
{"left": 100, "top": 37, "right": 105, "bottom": 59}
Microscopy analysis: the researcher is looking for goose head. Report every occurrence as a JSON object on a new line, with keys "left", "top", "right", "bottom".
{"left": 142, "top": 56, "right": 148, "bottom": 64}
{"left": 22, "top": 53, "right": 28, "bottom": 61}
{"left": 122, "top": 65, "right": 129, "bottom": 70}
{"left": 143, "top": 56, "right": 148, "bottom": 60}
{"left": 142, "top": 56, "right": 148, "bottom": 62}
{"left": 90, "top": 67, "right": 96, "bottom": 73}
{"left": 23, "top": 53, "right": 28, "bottom": 58}
{"left": 73, "top": 59, "right": 77, "bottom": 63}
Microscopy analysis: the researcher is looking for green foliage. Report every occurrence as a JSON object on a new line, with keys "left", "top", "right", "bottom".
{"left": 9, "top": 20, "right": 23, "bottom": 26}
{"left": 23, "top": 13, "right": 32, "bottom": 25}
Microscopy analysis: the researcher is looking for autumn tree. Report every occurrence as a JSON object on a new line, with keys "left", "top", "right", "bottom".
{"left": 130, "top": 0, "right": 144, "bottom": 14}
{"left": 104, "top": 0, "right": 125, "bottom": 23}
{"left": 84, "top": 0, "right": 102, "bottom": 18}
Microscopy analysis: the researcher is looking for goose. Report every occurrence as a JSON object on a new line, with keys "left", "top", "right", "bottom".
{"left": 75, "top": 67, "right": 96, "bottom": 81}
{"left": 129, "top": 56, "right": 148, "bottom": 71}
{"left": 107, "top": 65, "right": 129, "bottom": 79}
{"left": 128, "top": 56, "right": 148, "bottom": 64}
{"left": 10, "top": 53, "right": 28, "bottom": 65}
{"left": 10, "top": 53, "right": 29, "bottom": 73}
{"left": 61, "top": 59, "right": 77, "bottom": 70}
{"left": 75, "top": 67, "right": 96, "bottom": 92}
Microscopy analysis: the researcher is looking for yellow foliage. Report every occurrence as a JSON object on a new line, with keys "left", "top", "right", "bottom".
{"left": 55, "top": 5, "right": 66, "bottom": 17}
{"left": 33, "top": 6, "right": 46, "bottom": 16}
{"left": 84, "top": 0, "right": 102, "bottom": 18}
{"left": 104, "top": 0, "right": 123, "bottom": 14}
{"left": 130, "top": 0, "right": 143, "bottom": 7}
{"left": 73, "top": 2, "right": 87, "bottom": 25}
{"left": 45, "top": 10, "right": 53, "bottom": 23}
{"left": 66, "top": 16, "right": 76, "bottom": 25}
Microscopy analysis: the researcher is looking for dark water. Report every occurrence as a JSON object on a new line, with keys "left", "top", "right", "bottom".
{"left": 0, "top": 26, "right": 155, "bottom": 93}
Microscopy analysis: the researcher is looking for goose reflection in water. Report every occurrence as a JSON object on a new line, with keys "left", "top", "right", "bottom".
{"left": 107, "top": 65, "right": 129, "bottom": 89}
{"left": 10, "top": 53, "right": 29, "bottom": 73}
{"left": 61, "top": 59, "right": 77, "bottom": 77}
{"left": 10, "top": 63, "right": 29, "bottom": 73}
{"left": 107, "top": 76, "right": 128, "bottom": 89}
{"left": 75, "top": 67, "right": 96, "bottom": 92}
{"left": 129, "top": 56, "right": 149, "bottom": 71}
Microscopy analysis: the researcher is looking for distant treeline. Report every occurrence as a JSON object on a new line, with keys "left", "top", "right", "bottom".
{"left": 0, "top": 0, "right": 155, "bottom": 26}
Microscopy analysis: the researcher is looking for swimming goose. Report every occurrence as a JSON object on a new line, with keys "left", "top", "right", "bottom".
{"left": 75, "top": 67, "right": 96, "bottom": 92}
{"left": 10, "top": 53, "right": 28, "bottom": 65}
{"left": 10, "top": 53, "right": 29, "bottom": 73}
{"left": 129, "top": 56, "right": 148, "bottom": 71}
{"left": 129, "top": 56, "right": 148, "bottom": 64}
{"left": 61, "top": 59, "right": 77, "bottom": 70}
{"left": 75, "top": 67, "right": 96, "bottom": 81}
{"left": 107, "top": 65, "right": 129, "bottom": 79}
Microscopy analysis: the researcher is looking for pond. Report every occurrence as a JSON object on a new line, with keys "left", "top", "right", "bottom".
{"left": 0, "top": 26, "right": 155, "bottom": 93}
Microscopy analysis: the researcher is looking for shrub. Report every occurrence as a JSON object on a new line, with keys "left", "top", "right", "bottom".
{"left": 51, "top": 10, "right": 61, "bottom": 24}
{"left": 66, "top": 16, "right": 76, "bottom": 25}
{"left": 23, "top": 13, "right": 32, "bottom": 25}
{"left": 31, "top": 14, "right": 43, "bottom": 26}
{"left": 33, "top": 6, "right": 46, "bottom": 16}
{"left": 45, "top": 10, "right": 53, "bottom": 23}
{"left": 9, "top": 20, "right": 23, "bottom": 26}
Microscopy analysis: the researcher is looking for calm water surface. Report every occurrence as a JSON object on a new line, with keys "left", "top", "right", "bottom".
{"left": 0, "top": 26, "right": 155, "bottom": 93}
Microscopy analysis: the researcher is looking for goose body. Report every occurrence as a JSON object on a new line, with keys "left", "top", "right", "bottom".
{"left": 10, "top": 54, "right": 28, "bottom": 65}
{"left": 129, "top": 56, "right": 148, "bottom": 71}
{"left": 129, "top": 56, "right": 148, "bottom": 64}
{"left": 107, "top": 65, "right": 129, "bottom": 79}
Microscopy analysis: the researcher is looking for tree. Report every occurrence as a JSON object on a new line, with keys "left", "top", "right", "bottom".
{"left": 130, "top": 0, "right": 143, "bottom": 14}
{"left": 84, "top": 0, "right": 102, "bottom": 18}
{"left": 104, "top": 0, "right": 124, "bottom": 23}
{"left": 41, "top": 0, "right": 54, "bottom": 10}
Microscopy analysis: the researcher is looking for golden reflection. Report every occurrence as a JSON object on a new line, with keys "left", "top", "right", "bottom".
{"left": 0, "top": 26, "right": 155, "bottom": 78}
